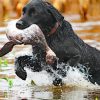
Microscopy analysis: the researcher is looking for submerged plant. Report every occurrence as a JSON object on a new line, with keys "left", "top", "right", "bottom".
{"left": 0, "top": 58, "right": 8, "bottom": 67}
{"left": 0, "top": 58, "right": 13, "bottom": 88}
{"left": 2, "top": 78, "right": 13, "bottom": 88}
{"left": 31, "top": 80, "right": 36, "bottom": 86}
{"left": 95, "top": 97, "right": 99, "bottom": 100}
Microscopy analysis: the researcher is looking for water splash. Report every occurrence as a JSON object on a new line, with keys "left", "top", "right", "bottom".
{"left": 25, "top": 62, "right": 99, "bottom": 89}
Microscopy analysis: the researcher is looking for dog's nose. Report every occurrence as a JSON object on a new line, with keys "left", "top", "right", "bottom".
{"left": 16, "top": 21, "right": 24, "bottom": 29}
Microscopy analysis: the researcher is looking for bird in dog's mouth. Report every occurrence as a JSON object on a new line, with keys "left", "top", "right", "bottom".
{"left": 0, "top": 20, "right": 56, "bottom": 65}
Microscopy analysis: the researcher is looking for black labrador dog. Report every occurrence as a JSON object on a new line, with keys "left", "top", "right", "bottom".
{"left": 15, "top": 0, "right": 100, "bottom": 86}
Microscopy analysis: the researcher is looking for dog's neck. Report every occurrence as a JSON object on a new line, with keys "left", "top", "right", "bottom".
{"left": 48, "top": 21, "right": 61, "bottom": 36}
{"left": 38, "top": 20, "right": 63, "bottom": 38}
{"left": 47, "top": 21, "right": 62, "bottom": 36}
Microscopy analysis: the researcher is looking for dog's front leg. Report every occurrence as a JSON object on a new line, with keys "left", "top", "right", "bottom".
{"left": 15, "top": 55, "right": 42, "bottom": 80}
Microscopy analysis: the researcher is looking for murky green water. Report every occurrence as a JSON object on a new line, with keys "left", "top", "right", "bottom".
{"left": 0, "top": 19, "right": 100, "bottom": 100}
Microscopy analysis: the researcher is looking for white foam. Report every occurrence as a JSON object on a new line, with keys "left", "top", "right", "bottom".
{"left": 63, "top": 65, "right": 96, "bottom": 88}
{"left": 23, "top": 64, "right": 100, "bottom": 89}
{"left": 25, "top": 68, "right": 52, "bottom": 86}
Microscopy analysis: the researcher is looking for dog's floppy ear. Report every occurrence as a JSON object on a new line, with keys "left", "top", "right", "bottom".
{"left": 45, "top": 2, "right": 64, "bottom": 22}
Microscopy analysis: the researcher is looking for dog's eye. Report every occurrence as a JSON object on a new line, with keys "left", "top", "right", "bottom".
{"left": 29, "top": 8, "right": 36, "bottom": 16}
{"left": 22, "top": 7, "right": 26, "bottom": 15}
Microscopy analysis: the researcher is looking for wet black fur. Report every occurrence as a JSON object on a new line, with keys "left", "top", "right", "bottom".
{"left": 15, "top": 0, "right": 100, "bottom": 85}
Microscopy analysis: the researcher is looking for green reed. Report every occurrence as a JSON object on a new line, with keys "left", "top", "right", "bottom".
{"left": 0, "top": 58, "right": 13, "bottom": 88}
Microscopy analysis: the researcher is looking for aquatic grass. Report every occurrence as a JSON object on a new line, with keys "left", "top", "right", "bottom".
{"left": 31, "top": 80, "right": 36, "bottom": 86}
{"left": 0, "top": 58, "right": 8, "bottom": 67}
{"left": 95, "top": 97, "right": 99, "bottom": 100}
{"left": 2, "top": 78, "right": 13, "bottom": 88}
{"left": 0, "top": 78, "right": 13, "bottom": 88}
{"left": 0, "top": 58, "right": 13, "bottom": 88}
{"left": 4, "top": 92, "right": 8, "bottom": 98}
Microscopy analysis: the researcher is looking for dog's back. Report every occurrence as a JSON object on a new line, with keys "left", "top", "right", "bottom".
{"left": 46, "top": 19, "right": 100, "bottom": 84}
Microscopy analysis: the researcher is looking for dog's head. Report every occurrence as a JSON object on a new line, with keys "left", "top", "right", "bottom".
{"left": 16, "top": 0, "right": 64, "bottom": 36}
